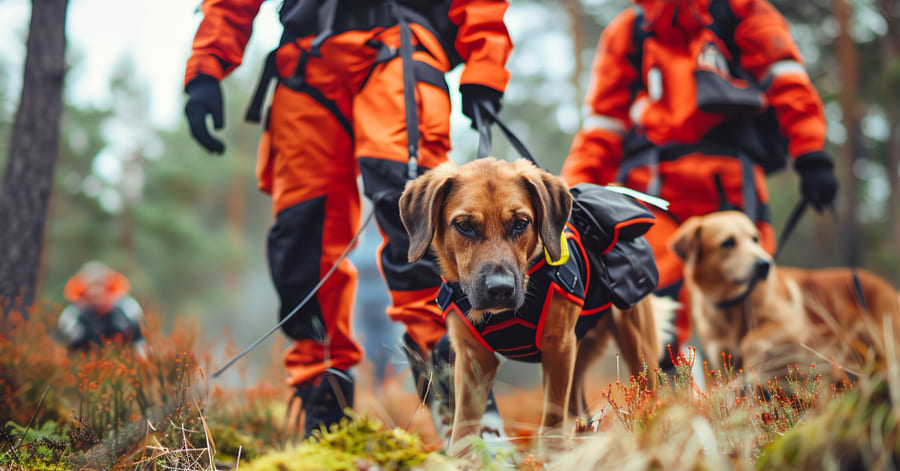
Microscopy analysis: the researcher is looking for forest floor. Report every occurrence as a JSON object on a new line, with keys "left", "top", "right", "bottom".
{"left": 2, "top": 307, "right": 898, "bottom": 470}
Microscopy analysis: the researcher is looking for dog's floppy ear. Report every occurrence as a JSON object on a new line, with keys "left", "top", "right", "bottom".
{"left": 670, "top": 217, "right": 702, "bottom": 262}
{"left": 521, "top": 165, "right": 573, "bottom": 262}
{"left": 399, "top": 165, "right": 455, "bottom": 262}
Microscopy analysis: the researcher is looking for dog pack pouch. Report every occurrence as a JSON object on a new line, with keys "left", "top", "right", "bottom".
{"left": 569, "top": 183, "right": 660, "bottom": 309}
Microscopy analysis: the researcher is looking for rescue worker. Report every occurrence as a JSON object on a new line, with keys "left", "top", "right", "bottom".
{"left": 57, "top": 261, "right": 147, "bottom": 358}
{"left": 182, "top": 0, "right": 512, "bottom": 439}
{"left": 562, "top": 0, "right": 838, "bottom": 357}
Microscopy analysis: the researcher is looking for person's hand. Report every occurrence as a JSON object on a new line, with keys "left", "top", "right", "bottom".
{"left": 794, "top": 151, "right": 838, "bottom": 211}
{"left": 184, "top": 74, "right": 225, "bottom": 154}
{"left": 460, "top": 84, "right": 503, "bottom": 130}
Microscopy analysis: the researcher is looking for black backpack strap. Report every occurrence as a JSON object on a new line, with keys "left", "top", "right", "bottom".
{"left": 627, "top": 9, "right": 649, "bottom": 94}
{"left": 629, "top": 1, "right": 742, "bottom": 89}
{"left": 245, "top": 49, "right": 279, "bottom": 123}
{"left": 707, "top": 0, "right": 740, "bottom": 63}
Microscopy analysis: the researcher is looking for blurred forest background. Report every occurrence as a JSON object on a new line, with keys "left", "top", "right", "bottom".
{"left": 0, "top": 0, "right": 898, "bottom": 377}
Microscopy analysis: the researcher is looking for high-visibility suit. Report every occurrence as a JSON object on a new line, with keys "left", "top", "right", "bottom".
{"left": 562, "top": 0, "right": 836, "bottom": 348}
{"left": 183, "top": 0, "right": 512, "bottom": 425}
{"left": 58, "top": 262, "right": 146, "bottom": 354}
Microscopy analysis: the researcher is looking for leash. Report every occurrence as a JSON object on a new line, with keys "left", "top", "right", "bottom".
{"left": 473, "top": 104, "right": 540, "bottom": 168}
{"left": 773, "top": 198, "right": 869, "bottom": 312}
{"left": 211, "top": 210, "right": 376, "bottom": 378}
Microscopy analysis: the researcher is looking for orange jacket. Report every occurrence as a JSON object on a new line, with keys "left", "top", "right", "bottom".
{"left": 184, "top": 0, "right": 512, "bottom": 93}
{"left": 563, "top": 0, "right": 827, "bottom": 186}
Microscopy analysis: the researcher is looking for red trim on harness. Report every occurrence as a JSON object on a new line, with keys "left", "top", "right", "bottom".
{"left": 505, "top": 350, "right": 542, "bottom": 359}
{"left": 528, "top": 257, "right": 545, "bottom": 275}
{"left": 602, "top": 217, "right": 657, "bottom": 254}
{"left": 444, "top": 303, "right": 495, "bottom": 353}
{"left": 534, "top": 283, "right": 584, "bottom": 351}
{"left": 569, "top": 225, "right": 592, "bottom": 299}
{"left": 495, "top": 345, "right": 532, "bottom": 353}
{"left": 481, "top": 317, "right": 537, "bottom": 336}
{"left": 580, "top": 301, "right": 613, "bottom": 315}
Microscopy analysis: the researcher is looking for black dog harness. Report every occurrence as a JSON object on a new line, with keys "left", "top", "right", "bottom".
{"left": 436, "top": 225, "right": 612, "bottom": 363}
{"left": 434, "top": 183, "right": 663, "bottom": 363}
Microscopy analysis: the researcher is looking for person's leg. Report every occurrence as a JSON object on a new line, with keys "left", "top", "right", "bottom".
{"left": 262, "top": 76, "right": 363, "bottom": 437}
{"left": 353, "top": 48, "right": 450, "bottom": 355}
{"left": 353, "top": 43, "right": 510, "bottom": 447}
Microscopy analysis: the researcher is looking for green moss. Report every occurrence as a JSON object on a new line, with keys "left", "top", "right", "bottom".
{"left": 243, "top": 410, "right": 459, "bottom": 471}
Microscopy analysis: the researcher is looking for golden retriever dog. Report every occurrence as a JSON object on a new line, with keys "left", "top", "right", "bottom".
{"left": 670, "top": 210, "right": 900, "bottom": 384}
{"left": 399, "top": 157, "right": 672, "bottom": 454}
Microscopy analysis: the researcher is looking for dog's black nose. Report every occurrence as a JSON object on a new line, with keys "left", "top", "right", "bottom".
{"left": 484, "top": 272, "right": 516, "bottom": 304}
{"left": 754, "top": 258, "right": 772, "bottom": 280}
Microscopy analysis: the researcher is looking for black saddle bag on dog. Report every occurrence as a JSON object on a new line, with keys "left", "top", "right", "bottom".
{"left": 569, "top": 183, "right": 660, "bottom": 309}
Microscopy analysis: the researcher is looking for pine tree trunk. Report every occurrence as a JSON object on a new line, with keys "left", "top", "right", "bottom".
{"left": 880, "top": 0, "right": 900, "bottom": 254}
{"left": 832, "top": 0, "right": 862, "bottom": 266}
{"left": 560, "top": 0, "right": 586, "bottom": 109}
{"left": 0, "top": 0, "right": 69, "bottom": 312}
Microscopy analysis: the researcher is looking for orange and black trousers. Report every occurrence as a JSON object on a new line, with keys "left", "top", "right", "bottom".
{"left": 255, "top": 25, "right": 452, "bottom": 387}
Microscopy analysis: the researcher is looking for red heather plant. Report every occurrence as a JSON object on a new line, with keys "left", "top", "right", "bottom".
{"left": 556, "top": 347, "right": 839, "bottom": 470}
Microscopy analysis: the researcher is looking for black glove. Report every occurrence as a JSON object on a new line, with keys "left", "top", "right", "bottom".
{"left": 184, "top": 74, "right": 225, "bottom": 154}
{"left": 460, "top": 84, "right": 503, "bottom": 130}
{"left": 794, "top": 151, "right": 838, "bottom": 211}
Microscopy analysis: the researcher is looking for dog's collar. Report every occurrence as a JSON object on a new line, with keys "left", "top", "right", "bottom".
{"left": 714, "top": 272, "right": 764, "bottom": 310}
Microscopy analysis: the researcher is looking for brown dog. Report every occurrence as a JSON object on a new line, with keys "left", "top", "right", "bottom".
{"left": 399, "top": 158, "right": 672, "bottom": 453}
{"left": 670, "top": 210, "right": 900, "bottom": 384}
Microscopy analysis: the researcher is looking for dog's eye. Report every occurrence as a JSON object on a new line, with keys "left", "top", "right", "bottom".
{"left": 752, "top": 235, "right": 760, "bottom": 244}
{"left": 454, "top": 220, "right": 476, "bottom": 237}
{"left": 720, "top": 237, "right": 736, "bottom": 249}
{"left": 512, "top": 218, "right": 530, "bottom": 234}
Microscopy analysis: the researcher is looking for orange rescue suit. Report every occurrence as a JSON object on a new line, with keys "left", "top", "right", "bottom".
{"left": 562, "top": 0, "right": 827, "bottom": 347}
{"left": 185, "top": 0, "right": 512, "bottom": 387}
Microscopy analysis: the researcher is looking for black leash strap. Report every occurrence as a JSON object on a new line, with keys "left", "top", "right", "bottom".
{"left": 773, "top": 198, "right": 809, "bottom": 261}
{"left": 211, "top": 210, "right": 376, "bottom": 378}
{"left": 473, "top": 104, "right": 493, "bottom": 160}
{"left": 473, "top": 104, "right": 540, "bottom": 168}
{"left": 828, "top": 205, "right": 870, "bottom": 313}
{"left": 774, "top": 198, "right": 869, "bottom": 312}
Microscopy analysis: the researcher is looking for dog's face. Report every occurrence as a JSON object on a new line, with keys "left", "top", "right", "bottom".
{"left": 670, "top": 211, "right": 773, "bottom": 302}
{"left": 399, "top": 158, "right": 572, "bottom": 323}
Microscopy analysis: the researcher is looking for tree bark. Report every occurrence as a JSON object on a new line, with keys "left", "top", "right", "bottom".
{"left": 560, "top": 0, "right": 586, "bottom": 110}
{"left": 832, "top": 0, "right": 862, "bottom": 266}
{"left": 0, "top": 0, "right": 69, "bottom": 312}
{"left": 879, "top": 0, "right": 900, "bottom": 252}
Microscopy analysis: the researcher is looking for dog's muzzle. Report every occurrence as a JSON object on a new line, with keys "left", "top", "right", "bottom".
{"left": 717, "top": 257, "right": 773, "bottom": 309}
{"left": 753, "top": 258, "right": 772, "bottom": 280}
{"left": 466, "top": 263, "right": 524, "bottom": 311}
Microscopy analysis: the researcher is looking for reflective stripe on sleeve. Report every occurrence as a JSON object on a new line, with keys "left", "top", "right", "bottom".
{"left": 582, "top": 113, "right": 627, "bottom": 135}
{"left": 629, "top": 97, "right": 649, "bottom": 127}
{"left": 760, "top": 60, "right": 807, "bottom": 88}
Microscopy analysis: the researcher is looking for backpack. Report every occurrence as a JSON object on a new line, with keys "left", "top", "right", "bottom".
{"left": 569, "top": 183, "right": 660, "bottom": 309}
{"left": 278, "top": 0, "right": 462, "bottom": 66}
{"left": 629, "top": 0, "right": 789, "bottom": 174}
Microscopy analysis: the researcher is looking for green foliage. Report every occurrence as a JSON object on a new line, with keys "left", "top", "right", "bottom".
{"left": 244, "top": 411, "right": 459, "bottom": 471}
{"left": 0, "top": 420, "right": 71, "bottom": 470}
